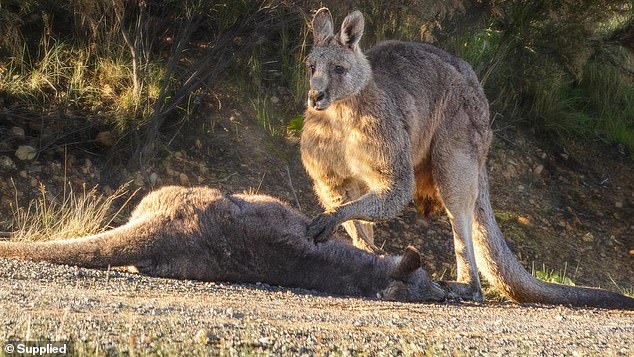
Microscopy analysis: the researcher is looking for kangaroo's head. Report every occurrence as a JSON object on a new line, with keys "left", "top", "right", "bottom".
{"left": 379, "top": 246, "right": 447, "bottom": 302}
{"left": 306, "top": 8, "right": 372, "bottom": 111}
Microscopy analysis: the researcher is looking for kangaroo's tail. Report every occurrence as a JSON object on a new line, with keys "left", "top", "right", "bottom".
{"left": 473, "top": 166, "right": 634, "bottom": 309}
{"left": 0, "top": 218, "right": 160, "bottom": 269}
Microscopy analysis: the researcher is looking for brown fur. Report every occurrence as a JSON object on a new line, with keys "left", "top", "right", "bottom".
{"left": 0, "top": 186, "right": 448, "bottom": 303}
{"left": 300, "top": 8, "right": 634, "bottom": 309}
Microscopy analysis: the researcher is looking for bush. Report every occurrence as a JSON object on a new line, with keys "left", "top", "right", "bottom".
{"left": 1, "top": 0, "right": 634, "bottom": 160}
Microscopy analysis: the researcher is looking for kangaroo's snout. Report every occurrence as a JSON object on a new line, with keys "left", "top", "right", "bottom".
{"left": 307, "top": 89, "right": 329, "bottom": 110}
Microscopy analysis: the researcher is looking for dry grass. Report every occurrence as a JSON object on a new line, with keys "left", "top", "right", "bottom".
{"left": 9, "top": 181, "right": 136, "bottom": 242}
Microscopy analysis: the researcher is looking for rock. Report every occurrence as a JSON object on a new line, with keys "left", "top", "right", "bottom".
{"left": 0, "top": 155, "right": 16, "bottom": 170}
{"left": 19, "top": 170, "right": 27, "bottom": 178}
{"left": 270, "top": 96, "right": 280, "bottom": 104}
{"left": 532, "top": 164, "right": 544, "bottom": 176}
{"left": 95, "top": 131, "right": 115, "bottom": 147}
{"left": 615, "top": 201, "right": 623, "bottom": 208}
{"left": 15, "top": 145, "right": 37, "bottom": 161}
{"left": 134, "top": 174, "right": 144, "bottom": 187}
{"left": 179, "top": 173, "right": 190, "bottom": 186}
{"left": 517, "top": 216, "right": 530, "bottom": 225}
{"left": 582, "top": 233, "right": 593, "bottom": 242}
{"left": 10, "top": 126, "right": 25, "bottom": 139}
{"left": 149, "top": 172, "right": 159, "bottom": 186}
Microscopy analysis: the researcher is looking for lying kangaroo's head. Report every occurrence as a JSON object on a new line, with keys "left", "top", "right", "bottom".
{"left": 306, "top": 8, "right": 372, "bottom": 111}
{"left": 380, "top": 246, "right": 447, "bottom": 302}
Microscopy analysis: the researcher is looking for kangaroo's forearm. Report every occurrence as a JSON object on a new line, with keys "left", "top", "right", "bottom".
{"left": 333, "top": 174, "right": 414, "bottom": 222}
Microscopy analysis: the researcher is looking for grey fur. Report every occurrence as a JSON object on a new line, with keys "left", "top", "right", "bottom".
{"left": 301, "top": 8, "right": 634, "bottom": 309}
{"left": 0, "top": 186, "right": 447, "bottom": 303}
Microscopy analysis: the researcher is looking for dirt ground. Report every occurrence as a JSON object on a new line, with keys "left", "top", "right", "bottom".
{"left": 0, "top": 94, "right": 633, "bottom": 355}
{"left": 0, "top": 259, "right": 632, "bottom": 356}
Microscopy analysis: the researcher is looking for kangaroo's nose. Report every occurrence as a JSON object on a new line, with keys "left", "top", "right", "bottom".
{"left": 315, "top": 91, "right": 325, "bottom": 101}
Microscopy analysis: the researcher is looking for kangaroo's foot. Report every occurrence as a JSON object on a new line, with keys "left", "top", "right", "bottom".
{"left": 440, "top": 281, "right": 484, "bottom": 302}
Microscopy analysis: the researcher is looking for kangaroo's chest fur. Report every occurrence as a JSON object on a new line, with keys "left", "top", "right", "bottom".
{"left": 301, "top": 102, "right": 386, "bottom": 185}
{"left": 301, "top": 40, "right": 486, "bottom": 197}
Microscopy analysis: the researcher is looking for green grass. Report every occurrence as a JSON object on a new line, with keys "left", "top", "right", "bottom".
{"left": 532, "top": 262, "right": 576, "bottom": 286}
{"left": 250, "top": 94, "right": 276, "bottom": 135}
{"left": 0, "top": 32, "right": 158, "bottom": 136}
{"left": 287, "top": 114, "right": 304, "bottom": 132}
{"left": 526, "top": 59, "right": 634, "bottom": 152}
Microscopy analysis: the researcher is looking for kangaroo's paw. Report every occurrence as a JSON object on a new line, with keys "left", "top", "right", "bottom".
{"left": 439, "top": 281, "right": 484, "bottom": 302}
{"left": 308, "top": 213, "right": 338, "bottom": 243}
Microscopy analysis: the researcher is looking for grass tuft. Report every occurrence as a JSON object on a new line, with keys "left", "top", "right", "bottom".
{"left": 9, "top": 182, "right": 136, "bottom": 242}
{"left": 532, "top": 262, "right": 576, "bottom": 286}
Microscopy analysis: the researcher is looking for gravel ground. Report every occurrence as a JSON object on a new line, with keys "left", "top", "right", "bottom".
{"left": 0, "top": 258, "right": 632, "bottom": 356}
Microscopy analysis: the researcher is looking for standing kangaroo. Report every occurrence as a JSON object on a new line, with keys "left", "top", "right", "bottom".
{"left": 0, "top": 186, "right": 448, "bottom": 303}
{"left": 300, "top": 8, "right": 634, "bottom": 309}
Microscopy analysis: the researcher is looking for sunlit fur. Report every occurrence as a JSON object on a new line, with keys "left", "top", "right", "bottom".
{"left": 0, "top": 186, "right": 447, "bottom": 303}
{"left": 300, "top": 8, "right": 634, "bottom": 309}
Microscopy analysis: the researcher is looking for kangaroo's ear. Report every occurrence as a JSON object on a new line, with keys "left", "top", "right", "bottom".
{"left": 338, "top": 10, "right": 364, "bottom": 51}
{"left": 312, "top": 8, "right": 334, "bottom": 45}
{"left": 391, "top": 246, "right": 422, "bottom": 279}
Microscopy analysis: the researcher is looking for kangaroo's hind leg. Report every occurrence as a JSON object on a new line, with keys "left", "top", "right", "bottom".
{"left": 341, "top": 221, "right": 376, "bottom": 251}
{"left": 432, "top": 113, "right": 484, "bottom": 301}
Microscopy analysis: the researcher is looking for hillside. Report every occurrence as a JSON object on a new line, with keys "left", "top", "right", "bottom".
{"left": 1, "top": 96, "right": 632, "bottom": 292}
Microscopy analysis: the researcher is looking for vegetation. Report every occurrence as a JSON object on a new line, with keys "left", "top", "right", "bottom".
{"left": 532, "top": 262, "right": 576, "bottom": 286}
{"left": 1, "top": 0, "right": 634, "bottom": 165}
{"left": 9, "top": 181, "right": 135, "bottom": 241}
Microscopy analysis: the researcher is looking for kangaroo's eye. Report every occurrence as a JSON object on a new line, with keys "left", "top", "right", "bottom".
{"left": 334, "top": 65, "right": 346, "bottom": 75}
{"left": 309, "top": 64, "right": 316, "bottom": 74}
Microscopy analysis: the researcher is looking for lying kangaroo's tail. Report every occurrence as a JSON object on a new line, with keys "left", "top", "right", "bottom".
{"left": 473, "top": 166, "right": 634, "bottom": 309}
{"left": 0, "top": 218, "right": 159, "bottom": 269}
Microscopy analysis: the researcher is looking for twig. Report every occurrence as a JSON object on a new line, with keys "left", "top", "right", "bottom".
{"left": 285, "top": 164, "right": 302, "bottom": 211}
{"left": 255, "top": 173, "right": 266, "bottom": 194}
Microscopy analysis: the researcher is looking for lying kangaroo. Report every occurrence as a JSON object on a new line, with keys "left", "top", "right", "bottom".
{"left": 300, "top": 8, "right": 634, "bottom": 309}
{"left": 0, "top": 186, "right": 448, "bottom": 303}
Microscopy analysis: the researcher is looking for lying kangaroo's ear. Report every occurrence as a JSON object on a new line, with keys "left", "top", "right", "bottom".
{"left": 312, "top": 8, "right": 334, "bottom": 45}
{"left": 338, "top": 10, "right": 364, "bottom": 51}
{"left": 391, "top": 246, "right": 422, "bottom": 279}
